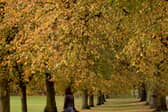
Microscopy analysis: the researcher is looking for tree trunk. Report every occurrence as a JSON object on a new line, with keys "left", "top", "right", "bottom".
{"left": 106, "top": 95, "right": 110, "bottom": 99}
{"left": 149, "top": 86, "right": 167, "bottom": 111}
{"left": 146, "top": 89, "right": 152, "bottom": 105}
{"left": 0, "top": 79, "right": 10, "bottom": 112}
{"left": 97, "top": 91, "right": 104, "bottom": 105}
{"left": 103, "top": 95, "right": 106, "bottom": 102}
{"left": 153, "top": 94, "right": 167, "bottom": 111}
{"left": 44, "top": 73, "right": 57, "bottom": 112}
{"left": 101, "top": 95, "right": 104, "bottom": 104}
{"left": 145, "top": 82, "right": 151, "bottom": 105}
{"left": 139, "top": 83, "right": 147, "bottom": 101}
{"left": 82, "top": 89, "right": 90, "bottom": 109}
{"left": 97, "top": 94, "right": 101, "bottom": 105}
{"left": 18, "top": 65, "right": 28, "bottom": 112}
{"left": 156, "top": 95, "right": 167, "bottom": 111}
{"left": 150, "top": 89, "right": 158, "bottom": 108}
{"left": 20, "top": 83, "right": 27, "bottom": 112}
{"left": 89, "top": 94, "right": 94, "bottom": 107}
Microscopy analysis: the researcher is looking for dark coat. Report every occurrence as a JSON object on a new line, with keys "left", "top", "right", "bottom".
{"left": 63, "top": 95, "right": 78, "bottom": 112}
{"left": 64, "top": 95, "right": 75, "bottom": 108}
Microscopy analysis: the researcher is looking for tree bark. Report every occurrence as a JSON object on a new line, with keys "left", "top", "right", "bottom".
{"left": 149, "top": 87, "right": 167, "bottom": 111}
{"left": 139, "top": 83, "right": 147, "bottom": 101}
{"left": 105, "top": 95, "right": 110, "bottom": 99}
{"left": 0, "top": 79, "right": 10, "bottom": 112}
{"left": 146, "top": 82, "right": 151, "bottom": 105}
{"left": 44, "top": 73, "right": 57, "bottom": 112}
{"left": 149, "top": 88, "right": 158, "bottom": 108}
{"left": 17, "top": 63, "right": 28, "bottom": 112}
{"left": 156, "top": 95, "right": 167, "bottom": 111}
{"left": 97, "top": 91, "right": 104, "bottom": 105}
{"left": 89, "top": 94, "right": 94, "bottom": 107}
{"left": 103, "top": 95, "right": 106, "bottom": 102}
{"left": 101, "top": 95, "right": 104, "bottom": 104}
{"left": 97, "top": 96, "right": 101, "bottom": 105}
{"left": 82, "top": 89, "right": 90, "bottom": 109}
{"left": 146, "top": 89, "right": 152, "bottom": 105}
{"left": 20, "top": 83, "right": 27, "bottom": 112}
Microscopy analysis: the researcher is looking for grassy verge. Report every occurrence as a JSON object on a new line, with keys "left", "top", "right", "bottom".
{"left": 11, "top": 96, "right": 154, "bottom": 112}
{"left": 11, "top": 96, "right": 91, "bottom": 112}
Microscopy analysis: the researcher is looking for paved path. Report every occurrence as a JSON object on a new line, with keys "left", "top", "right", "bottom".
{"left": 81, "top": 98, "right": 155, "bottom": 112}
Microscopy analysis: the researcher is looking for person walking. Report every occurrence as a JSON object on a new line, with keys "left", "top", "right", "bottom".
{"left": 63, "top": 87, "right": 79, "bottom": 112}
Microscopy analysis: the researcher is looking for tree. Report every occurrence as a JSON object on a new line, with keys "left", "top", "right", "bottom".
{"left": 122, "top": 0, "right": 168, "bottom": 110}
{"left": 0, "top": 2, "right": 19, "bottom": 110}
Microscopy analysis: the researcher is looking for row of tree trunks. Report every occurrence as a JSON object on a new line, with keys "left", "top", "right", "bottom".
{"left": 139, "top": 83, "right": 167, "bottom": 111}
{"left": 0, "top": 74, "right": 108, "bottom": 112}
{"left": 82, "top": 90, "right": 106, "bottom": 109}
{"left": 157, "top": 95, "right": 167, "bottom": 111}
{"left": 0, "top": 71, "right": 61, "bottom": 112}
{"left": 149, "top": 90, "right": 167, "bottom": 111}
{"left": 0, "top": 78, "right": 10, "bottom": 112}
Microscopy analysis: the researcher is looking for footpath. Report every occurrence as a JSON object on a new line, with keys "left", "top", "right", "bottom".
{"left": 81, "top": 98, "right": 155, "bottom": 112}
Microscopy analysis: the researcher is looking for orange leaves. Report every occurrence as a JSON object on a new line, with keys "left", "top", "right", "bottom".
{"left": 0, "top": 0, "right": 167, "bottom": 96}
{"left": 24, "top": 69, "right": 31, "bottom": 79}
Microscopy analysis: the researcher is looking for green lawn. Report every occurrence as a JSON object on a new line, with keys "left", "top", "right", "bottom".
{"left": 11, "top": 96, "right": 83, "bottom": 112}
{"left": 11, "top": 96, "right": 154, "bottom": 112}
{"left": 83, "top": 98, "right": 155, "bottom": 112}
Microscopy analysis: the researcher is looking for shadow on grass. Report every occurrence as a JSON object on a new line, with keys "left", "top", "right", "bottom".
{"left": 81, "top": 98, "right": 155, "bottom": 112}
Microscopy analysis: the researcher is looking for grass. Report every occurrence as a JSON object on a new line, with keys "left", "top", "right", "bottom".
{"left": 82, "top": 98, "right": 155, "bottom": 112}
{"left": 11, "top": 96, "right": 86, "bottom": 112}
{"left": 11, "top": 96, "right": 154, "bottom": 112}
